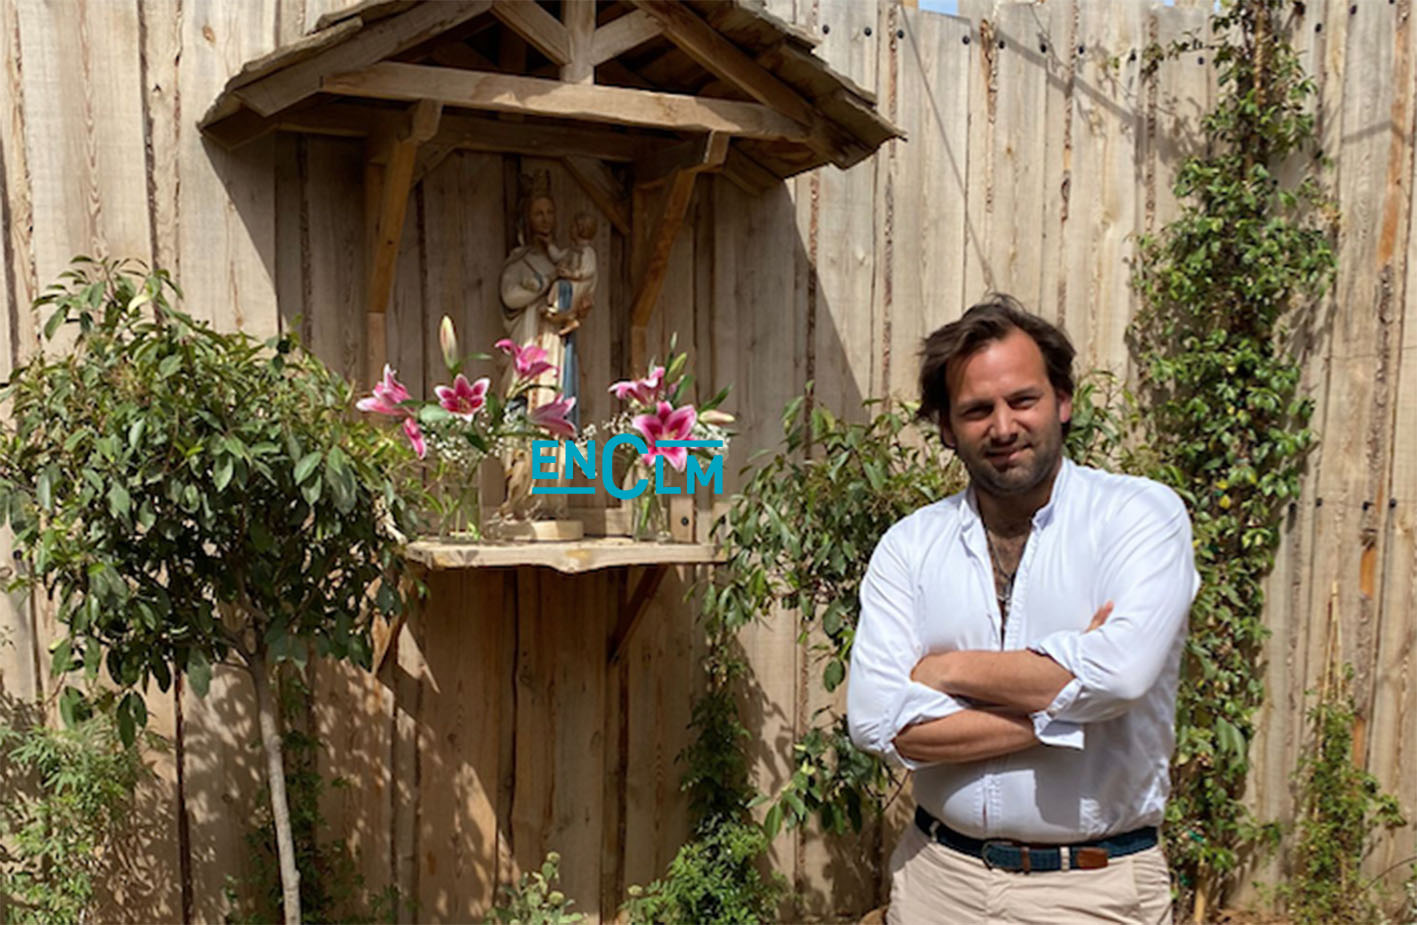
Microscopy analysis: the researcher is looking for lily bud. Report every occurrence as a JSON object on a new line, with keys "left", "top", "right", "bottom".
{"left": 439, "top": 315, "right": 459, "bottom": 372}
{"left": 701, "top": 409, "right": 735, "bottom": 426}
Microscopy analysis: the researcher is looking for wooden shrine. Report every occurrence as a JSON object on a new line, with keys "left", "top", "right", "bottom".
{"left": 198, "top": 3, "right": 898, "bottom": 920}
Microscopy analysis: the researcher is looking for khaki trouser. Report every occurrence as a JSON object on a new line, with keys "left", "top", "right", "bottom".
{"left": 887, "top": 821, "right": 1173, "bottom": 925}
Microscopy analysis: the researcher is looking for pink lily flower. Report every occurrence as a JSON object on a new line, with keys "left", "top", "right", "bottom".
{"left": 608, "top": 366, "right": 666, "bottom": 407}
{"left": 495, "top": 338, "right": 558, "bottom": 381}
{"left": 435, "top": 374, "right": 490, "bottom": 420}
{"left": 356, "top": 365, "right": 412, "bottom": 416}
{"left": 632, "top": 401, "right": 698, "bottom": 472}
{"left": 530, "top": 395, "right": 577, "bottom": 438}
{"left": 402, "top": 417, "right": 426, "bottom": 459}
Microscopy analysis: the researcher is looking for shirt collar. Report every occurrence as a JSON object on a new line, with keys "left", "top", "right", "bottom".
{"left": 960, "top": 455, "right": 1074, "bottom": 535}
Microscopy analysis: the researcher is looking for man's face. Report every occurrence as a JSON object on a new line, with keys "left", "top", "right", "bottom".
{"left": 528, "top": 197, "right": 556, "bottom": 238}
{"left": 940, "top": 328, "right": 1071, "bottom": 498}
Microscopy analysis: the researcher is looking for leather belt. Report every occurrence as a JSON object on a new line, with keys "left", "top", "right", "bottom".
{"left": 914, "top": 806, "right": 1158, "bottom": 873}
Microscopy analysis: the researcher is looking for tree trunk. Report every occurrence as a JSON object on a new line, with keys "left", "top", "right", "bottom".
{"left": 249, "top": 648, "right": 302, "bottom": 924}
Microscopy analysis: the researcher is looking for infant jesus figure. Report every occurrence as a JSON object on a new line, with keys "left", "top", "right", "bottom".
{"left": 543, "top": 211, "right": 597, "bottom": 336}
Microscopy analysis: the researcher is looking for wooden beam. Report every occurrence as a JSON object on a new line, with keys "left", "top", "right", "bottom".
{"left": 608, "top": 565, "right": 668, "bottom": 665}
{"left": 322, "top": 61, "right": 809, "bottom": 141}
{"left": 590, "top": 9, "right": 661, "bottom": 65}
{"left": 563, "top": 155, "right": 631, "bottom": 236}
{"left": 634, "top": 132, "right": 730, "bottom": 187}
{"left": 631, "top": 0, "right": 818, "bottom": 126}
{"left": 234, "top": 1, "right": 491, "bottom": 116}
{"left": 722, "top": 146, "right": 780, "bottom": 195}
{"left": 628, "top": 132, "right": 726, "bottom": 363}
{"left": 367, "top": 99, "right": 442, "bottom": 384}
{"left": 629, "top": 0, "right": 865, "bottom": 166}
{"left": 411, "top": 142, "right": 456, "bottom": 188}
{"left": 560, "top": 0, "right": 597, "bottom": 84}
{"left": 431, "top": 110, "right": 646, "bottom": 160}
{"left": 490, "top": 0, "right": 570, "bottom": 65}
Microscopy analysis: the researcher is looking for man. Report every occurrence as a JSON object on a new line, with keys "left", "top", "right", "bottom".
{"left": 846, "top": 295, "right": 1198, "bottom": 924}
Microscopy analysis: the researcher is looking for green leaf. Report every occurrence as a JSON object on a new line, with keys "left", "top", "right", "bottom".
{"left": 44, "top": 306, "right": 67, "bottom": 340}
{"left": 822, "top": 658, "right": 845, "bottom": 692}
{"left": 108, "top": 483, "right": 131, "bottom": 519}
{"left": 213, "top": 455, "right": 234, "bottom": 492}
{"left": 37, "top": 466, "right": 55, "bottom": 511}
{"left": 294, "top": 450, "right": 323, "bottom": 485}
{"left": 187, "top": 650, "right": 212, "bottom": 698}
{"left": 49, "top": 637, "right": 72, "bottom": 676}
{"left": 158, "top": 353, "right": 182, "bottom": 378}
{"left": 763, "top": 802, "right": 783, "bottom": 841}
{"left": 58, "top": 686, "right": 83, "bottom": 728}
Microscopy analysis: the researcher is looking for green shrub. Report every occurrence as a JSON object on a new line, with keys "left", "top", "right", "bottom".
{"left": 0, "top": 697, "right": 150, "bottom": 924}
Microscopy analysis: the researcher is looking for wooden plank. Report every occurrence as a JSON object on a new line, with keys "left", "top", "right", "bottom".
{"left": 1351, "top": 0, "right": 1417, "bottom": 887}
{"left": 886, "top": 8, "right": 971, "bottom": 402}
{"left": 322, "top": 62, "right": 811, "bottom": 141}
{"left": 1307, "top": 0, "right": 1399, "bottom": 769}
{"left": 0, "top": 0, "right": 38, "bottom": 713}
{"left": 509, "top": 567, "right": 554, "bottom": 892}
{"left": 141, "top": 0, "right": 183, "bottom": 274}
{"left": 304, "top": 137, "right": 365, "bottom": 381}
{"left": 182, "top": 665, "right": 264, "bottom": 922}
{"left": 273, "top": 134, "right": 306, "bottom": 337}
{"left": 387, "top": 167, "right": 427, "bottom": 399}
{"left": 630, "top": 169, "right": 701, "bottom": 365}
{"left": 390, "top": 600, "right": 428, "bottom": 921}
{"left": 590, "top": 9, "right": 661, "bottom": 66}
{"left": 177, "top": 0, "right": 280, "bottom": 333}
{"left": 958, "top": 0, "right": 994, "bottom": 303}
{"left": 312, "top": 653, "right": 396, "bottom": 914}
{"left": 808, "top": 0, "right": 879, "bottom": 419}
{"left": 407, "top": 538, "right": 722, "bottom": 573}
{"left": 17, "top": 0, "right": 152, "bottom": 339}
{"left": 314, "top": 0, "right": 416, "bottom": 33}
{"left": 417, "top": 150, "right": 504, "bottom": 404}
{"left": 229, "top": 1, "right": 491, "bottom": 117}
{"left": 415, "top": 568, "right": 505, "bottom": 919}
{"left": 561, "top": 0, "right": 596, "bottom": 84}
{"left": 367, "top": 100, "right": 441, "bottom": 384}
{"left": 491, "top": 0, "right": 571, "bottom": 66}
{"left": 543, "top": 572, "right": 608, "bottom": 919}
{"left": 429, "top": 111, "right": 647, "bottom": 162}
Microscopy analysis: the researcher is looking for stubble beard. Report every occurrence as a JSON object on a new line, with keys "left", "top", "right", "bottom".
{"left": 960, "top": 427, "right": 1064, "bottom": 498}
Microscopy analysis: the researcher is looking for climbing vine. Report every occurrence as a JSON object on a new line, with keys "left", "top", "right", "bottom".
{"left": 1131, "top": 0, "right": 1336, "bottom": 913}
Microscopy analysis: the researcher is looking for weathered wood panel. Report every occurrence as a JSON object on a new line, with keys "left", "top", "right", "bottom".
{"left": 3, "top": 0, "right": 1417, "bottom": 920}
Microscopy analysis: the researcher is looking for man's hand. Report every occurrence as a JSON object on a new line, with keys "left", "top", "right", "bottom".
{"left": 1087, "top": 600, "right": 1114, "bottom": 632}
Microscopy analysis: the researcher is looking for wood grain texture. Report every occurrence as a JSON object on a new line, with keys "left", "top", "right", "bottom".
{"left": 6, "top": 0, "right": 1417, "bottom": 917}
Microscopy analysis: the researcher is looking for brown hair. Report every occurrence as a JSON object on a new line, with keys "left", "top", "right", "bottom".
{"left": 917, "top": 293, "right": 1076, "bottom": 430}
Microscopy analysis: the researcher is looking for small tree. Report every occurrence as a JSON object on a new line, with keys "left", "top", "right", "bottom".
{"left": 0, "top": 258, "right": 421, "bottom": 924}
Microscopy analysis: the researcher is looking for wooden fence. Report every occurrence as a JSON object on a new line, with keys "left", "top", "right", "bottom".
{"left": 0, "top": 0, "right": 1414, "bottom": 920}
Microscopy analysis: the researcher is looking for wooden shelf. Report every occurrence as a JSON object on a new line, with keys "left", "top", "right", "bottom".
{"left": 406, "top": 536, "right": 723, "bottom": 574}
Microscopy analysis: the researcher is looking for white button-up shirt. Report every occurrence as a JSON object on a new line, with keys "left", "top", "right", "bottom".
{"left": 846, "top": 458, "right": 1199, "bottom": 842}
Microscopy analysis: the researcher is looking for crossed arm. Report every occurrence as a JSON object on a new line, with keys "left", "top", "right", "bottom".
{"left": 891, "top": 603, "right": 1110, "bottom": 764}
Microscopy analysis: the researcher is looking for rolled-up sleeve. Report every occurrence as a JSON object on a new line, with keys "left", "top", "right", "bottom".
{"left": 847, "top": 526, "right": 967, "bottom": 770}
{"left": 1030, "top": 485, "right": 1199, "bottom": 724}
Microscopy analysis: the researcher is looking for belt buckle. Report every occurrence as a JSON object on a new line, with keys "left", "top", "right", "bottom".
{"left": 981, "top": 839, "right": 1030, "bottom": 873}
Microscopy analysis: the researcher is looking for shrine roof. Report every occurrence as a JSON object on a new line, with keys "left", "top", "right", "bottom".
{"left": 199, "top": 0, "right": 903, "bottom": 188}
